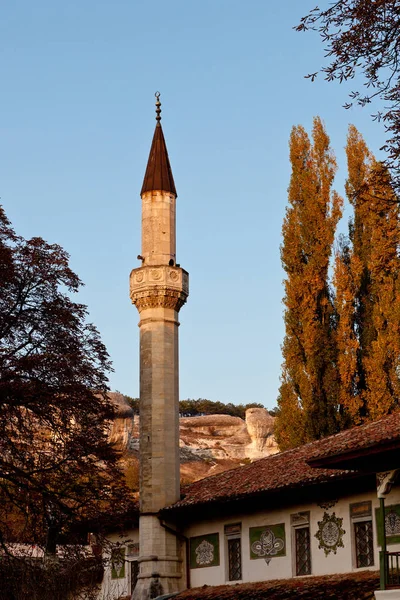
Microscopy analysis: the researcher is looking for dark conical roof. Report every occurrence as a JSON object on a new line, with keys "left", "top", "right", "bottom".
{"left": 141, "top": 122, "right": 177, "bottom": 197}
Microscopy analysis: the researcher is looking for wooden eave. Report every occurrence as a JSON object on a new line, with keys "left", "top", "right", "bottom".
{"left": 163, "top": 472, "right": 374, "bottom": 526}
{"left": 308, "top": 439, "right": 400, "bottom": 471}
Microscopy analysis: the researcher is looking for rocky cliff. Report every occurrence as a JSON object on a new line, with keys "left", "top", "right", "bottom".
{"left": 107, "top": 393, "right": 279, "bottom": 489}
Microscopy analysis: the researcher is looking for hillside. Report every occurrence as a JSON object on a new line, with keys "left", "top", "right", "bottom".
{"left": 108, "top": 393, "right": 279, "bottom": 491}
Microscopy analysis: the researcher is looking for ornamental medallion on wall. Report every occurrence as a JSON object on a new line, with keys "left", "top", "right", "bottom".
{"left": 196, "top": 540, "right": 214, "bottom": 565}
{"left": 249, "top": 524, "right": 286, "bottom": 565}
{"left": 315, "top": 512, "right": 345, "bottom": 556}
{"left": 111, "top": 547, "right": 126, "bottom": 579}
{"left": 375, "top": 503, "right": 400, "bottom": 546}
{"left": 189, "top": 533, "right": 220, "bottom": 569}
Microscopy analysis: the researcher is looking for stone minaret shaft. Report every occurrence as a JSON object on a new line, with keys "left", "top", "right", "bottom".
{"left": 130, "top": 95, "right": 188, "bottom": 600}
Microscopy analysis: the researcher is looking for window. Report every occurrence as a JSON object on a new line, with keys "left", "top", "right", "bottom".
{"left": 130, "top": 560, "right": 139, "bottom": 594}
{"left": 127, "top": 543, "right": 139, "bottom": 593}
{"left": 291, "top": 512, "right": 311, "bottom": 576}
{"left": 350, "top": 501, "right": 374, "bottom": 568}
{"left": 224, "top": 523, "right": 242, "bottom": 581}
{"left": 295, "top": 527, "right": 311, "bottom": 576}
{"left": 354, "top": 521, "right": 374, "bottom": 567}
{"left": 228, "top": 538, "right": 242, "bottom": 581}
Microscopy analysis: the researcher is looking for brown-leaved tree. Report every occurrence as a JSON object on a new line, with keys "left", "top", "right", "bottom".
{"left": 275, "top": 118, "right": 343, "bottom": 450}
{"left": 0, "top": 206, "right": 132, "bottom": 569}
{"left": 334, "top": 126, "right": 400, "bottom": 423}
{"left": 298, "top": 0, "right": 400, "bottom": 192}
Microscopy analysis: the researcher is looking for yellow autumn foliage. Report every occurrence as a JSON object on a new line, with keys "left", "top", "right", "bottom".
{"left": 276, "top": 118, "right": 343, "bottom": 450}
{"left": 335, "top": 127, "right": 400, "bottom": 423}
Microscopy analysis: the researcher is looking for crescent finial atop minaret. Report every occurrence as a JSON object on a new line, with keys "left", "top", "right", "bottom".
{"left": 140, "top": 92, "right": 177, "bottom": 197}
{"left": 155, "top": 91, "right": 161, "bottom": 123}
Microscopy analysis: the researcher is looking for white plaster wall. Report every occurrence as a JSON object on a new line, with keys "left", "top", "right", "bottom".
{"left": 182, "top": 527, "right": 225, "bottom": 588}
{"left": 184, "top": 486, "right": 400, "bottom": 589}
{"left": 97, "top": 529, "right": 139, "bottom": 600}
{"left": 96, "top": 485, "right": 400, "bottom": 597}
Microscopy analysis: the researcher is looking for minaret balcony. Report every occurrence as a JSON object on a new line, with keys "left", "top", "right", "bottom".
{"left": 130, "top": 265, "right": 189, "bottom": 312}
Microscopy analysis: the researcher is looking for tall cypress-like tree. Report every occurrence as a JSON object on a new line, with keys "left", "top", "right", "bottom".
{"left": 334, "top": 126, "right": 400, "bottom": 423}
{"left": 275, "top": 118, "right": 342, "bottom": 450}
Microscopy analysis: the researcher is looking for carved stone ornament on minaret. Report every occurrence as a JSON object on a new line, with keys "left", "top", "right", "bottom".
{"left": 130, "top": 265, "right": 189, "bottom": 313}
{"left": 130, "top": 93, "right": 188, "bottom": 600}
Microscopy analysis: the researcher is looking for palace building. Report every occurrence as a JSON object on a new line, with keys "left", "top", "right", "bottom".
{"left": 98, "top": 97, "right": 400, "bottom": 600}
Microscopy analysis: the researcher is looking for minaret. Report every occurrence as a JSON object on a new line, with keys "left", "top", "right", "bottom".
{"left": 130, "top": 93, "right": 189, "bottom": 599}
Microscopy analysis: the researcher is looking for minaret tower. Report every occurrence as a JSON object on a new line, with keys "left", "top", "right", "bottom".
{"left": 130, "top": 94, "right": 189, "bottom": 599}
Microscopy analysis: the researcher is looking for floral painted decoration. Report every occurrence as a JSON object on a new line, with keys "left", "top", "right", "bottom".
{"left": 315, "top": 512, "right": 345, "bottom": 556}
{"left": 250, "top": 527, "right": 285, "bottom": 565}
{"left": 195, "top": 540, "right": 214, "bottom": 566}
{"left": 189, "top": 533, "right": 220, "bottom": 569}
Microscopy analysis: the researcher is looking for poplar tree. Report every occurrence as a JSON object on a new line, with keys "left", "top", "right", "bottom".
{"left": 334, "top": 126, "right": 400, "bottom": 423}
{"left": 275, "top": 118, "right": 342, "bottom": 450}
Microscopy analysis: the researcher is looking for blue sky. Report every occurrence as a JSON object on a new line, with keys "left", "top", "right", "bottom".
{"left": 0, "top": 1, "right": 388, "bottom": 409}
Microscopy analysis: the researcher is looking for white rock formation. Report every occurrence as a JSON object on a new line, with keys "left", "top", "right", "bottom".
{"left": 179, "top": 409, "right": 278, "bottom": 462}
{"left": 107, "top": 392, "right": 135, "bottom": 452}
{"left": 107, "top": 395, "right": 279, "bottom": 485}
{"left": 245, "top": 407, "right": 278, "bottom": 459}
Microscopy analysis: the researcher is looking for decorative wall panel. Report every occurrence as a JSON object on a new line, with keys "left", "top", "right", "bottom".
{"left": 111, "top": 547, "right": 126, "bottom": 579}
{"left": 190, "top": 533, "right": 220, "bottom": 569}
{"left": 249, "top": 524, "right": 286, "bottom": 564}
{"left": 376, "top": 504, "right": 400, "bottom": 545}
{"left": 315, "top": 512, "right": 345, "bottom": 556}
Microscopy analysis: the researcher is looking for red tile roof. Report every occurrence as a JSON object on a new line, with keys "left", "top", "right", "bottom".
{"left": 167, "top": 437, "right": 356, "bottom": 511}
{"left": 165, "top": 412, "right": 400, "bottom": 512}
{"left": 306, "top": 410, "right": 400, "bottom": 464}
{"left": 175, "top": 571, "right": 379, "bottom": 599}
